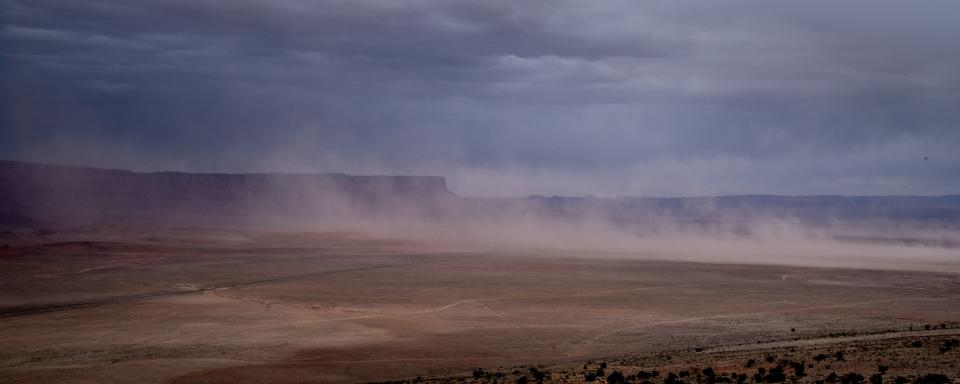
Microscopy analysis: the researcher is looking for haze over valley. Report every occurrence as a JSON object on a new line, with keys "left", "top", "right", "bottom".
{"left": 2, "top": 1, "right": 960, "bottom": 383}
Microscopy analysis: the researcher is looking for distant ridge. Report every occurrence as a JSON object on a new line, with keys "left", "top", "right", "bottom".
{"left": 1, "top": 160, "right": 959, "bottom": 229}
{"left": 0, "top": 160, "right": 455, "bottom": 227}
{"left": 515, "top": 193, "right": 960, "bottom": 225}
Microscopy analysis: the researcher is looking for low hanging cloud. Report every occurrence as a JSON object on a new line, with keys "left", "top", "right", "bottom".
{"left": 2, "top": 0, "right": 959, "bottom": 196}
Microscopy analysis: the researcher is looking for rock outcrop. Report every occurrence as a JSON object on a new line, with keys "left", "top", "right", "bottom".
{"left": 0, "top": 160, "right": 455, "bottom": 227}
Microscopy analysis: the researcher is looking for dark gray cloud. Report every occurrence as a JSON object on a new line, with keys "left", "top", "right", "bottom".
{"left": 2, "top": 0, "right": 959, "bottom": 196}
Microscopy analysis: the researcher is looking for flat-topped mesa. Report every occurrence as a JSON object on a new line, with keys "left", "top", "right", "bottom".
{"left": 0, "top": 160, "right": 456, "bottom": 226}
{"left": 3, "top": 160, "right": 959, "bottom": 230}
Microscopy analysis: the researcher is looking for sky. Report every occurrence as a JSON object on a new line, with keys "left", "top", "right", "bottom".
{"left": 2, "top": 0, "right": 959, "bottom": 197}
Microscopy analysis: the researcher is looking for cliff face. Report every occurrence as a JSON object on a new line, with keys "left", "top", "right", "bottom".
{"left": 0, "top": 161, "right": 455, "bottom": 227}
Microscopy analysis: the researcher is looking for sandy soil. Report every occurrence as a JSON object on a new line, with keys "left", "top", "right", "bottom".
{"left": 0, "top": 228, "right": 958, "bottom": 383}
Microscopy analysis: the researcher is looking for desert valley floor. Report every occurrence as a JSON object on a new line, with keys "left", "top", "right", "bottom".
{"left": 1, "top": 228, "right": 959, "bottom": 383}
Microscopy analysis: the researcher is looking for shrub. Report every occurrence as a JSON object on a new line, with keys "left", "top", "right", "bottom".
{"left": 790, "top": 361, "right": 805, "bottom": 377}
{"left": 703, "top": 367, "right": 716, "bottom": 379}
{"left": 764, "top": 367, "right": 787, "bottom": 383}
{"left": 938, "top": 339, "right": 959, "bottom": 353}
{"left": 665, "top": 372, "right": 679, "bottom": 384}
{"left": 840, "top": 372, "right": 864, "bottom": 384}
{"left": 608, "top": 371, "right": 626, "bottom": 384}
{"left": 529, "top": 367, "right": 546, "bottom": 382}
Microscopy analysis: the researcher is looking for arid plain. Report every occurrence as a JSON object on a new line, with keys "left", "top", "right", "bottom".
{"left": 1, "top": 227, "right": 959, "bottom": 384}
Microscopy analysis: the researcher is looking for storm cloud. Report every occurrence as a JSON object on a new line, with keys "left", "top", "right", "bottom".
{"left": 2, "top": 0, "right": 959, "bottom": 196}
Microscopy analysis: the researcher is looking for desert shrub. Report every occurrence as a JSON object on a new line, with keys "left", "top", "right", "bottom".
{"left": 814, "top": 354, "right": 829, "bottom": 362}
{"left": 608, "top": 371, "right": 626, "bottom": 384}
{"left": 600, "top": 362, "right": 607, "bottom": 369}
{"left": 911, "top": 340, "right": 923, "bottom": 348}
{"left": 736, "top": 373, "right": 748, "bottom": 384}
{"left": 584, "top": 373, "right": 596, "bottom": 382}
{"left": 473, "top": 369, "right": 484, "bottom": 379}
{"left": 764, "top": 367, "right": 786, "bottom": 383}
{"left": 840, "top": 372, "right": 864, "bottom": 384}
{"left": 679, "top": 371, "right": 690, "bottom": 378}
{"left": 652, "top": 371, "right": 660, "bottom": 377}
{"left": 702, "top": 367, "right": 727, "bottom": 384}
{"left": 870, "top": 374, "right": 883, "bottom": 384}
{"left": 893, "top": 377, "right": 908, "bottom": 384}
{"left": 516, "top": 376, "right": 528, "bottom": 384}
{"left": 913, "top": 374, "right": 950, "bottom": 384}
{"left": 529, "top": 367, "right": 546, "bottom": 382}
{"left": 665, "top": 372, "right": 679, "bottom": 384}
{"left": 826, "top": 372, "right": 838, "bottom": 383}
{"left": 596, "top": 368, "right": 605, "bottom": 378}
{"left": 835, "top": 351, "right": 845, "bottom": 361}
{"left": 703, "top": 367, "right": 716, "bottom": 379}
{"left": 789, "top": 361, "right": 805, "bottom": 377}
{"left": 938, "top": 339, "right": 959, "bottom": 353}
{"left": 766, "top": 355, "right": 776, "bottom": 363}
{"left": 878, "top": 366, "right": 889, "bottom": 374}
{"left": 746, "top": 359, "right": 756, "bottom": 368}
{"left": 638, "top": 371, "right": 652, "bottom": 379}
